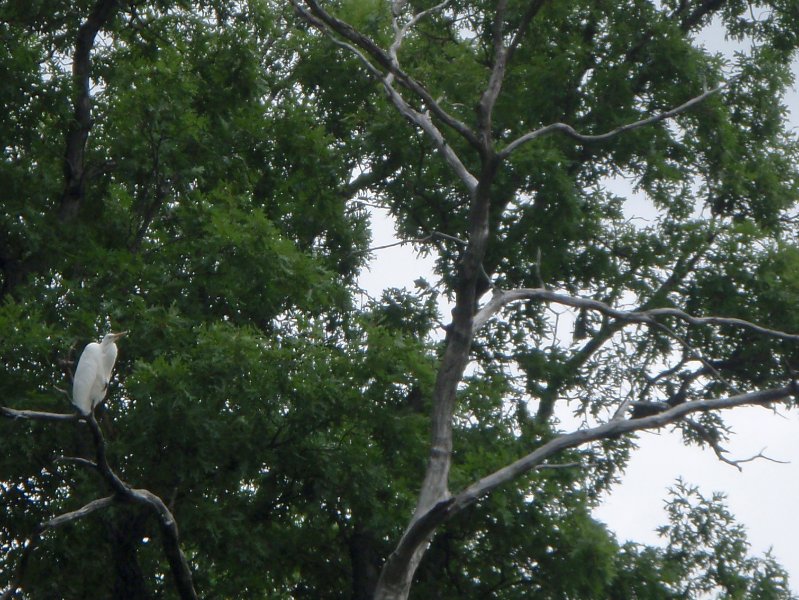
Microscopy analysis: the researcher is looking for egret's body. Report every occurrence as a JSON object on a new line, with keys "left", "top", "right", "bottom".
{"left": 72, "top": 332, "right": 126, "bottom": 415}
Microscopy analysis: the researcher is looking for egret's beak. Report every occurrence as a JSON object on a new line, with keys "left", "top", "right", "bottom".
{"left": 112, "top": 331, "right": 128, "bottom": 340}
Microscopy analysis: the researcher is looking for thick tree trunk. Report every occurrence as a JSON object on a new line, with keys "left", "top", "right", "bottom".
{"left": 59, "top": 0, "right": 119, "bottom": 221}
{"left": 374, "top": 170, "right": 498, "bottom": 599}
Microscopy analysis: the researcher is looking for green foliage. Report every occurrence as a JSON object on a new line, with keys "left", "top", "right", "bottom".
{"left": 2, "top": 0, "right": 798, "bottom": 597}
{"left": 655, "top": 480, "right": 797, "bottom": 599}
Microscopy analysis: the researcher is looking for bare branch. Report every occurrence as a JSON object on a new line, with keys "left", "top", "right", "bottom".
{"left": 55, "top": 456, "right": 99, "bottom": 470}
{"left": 84, "top": 413, "right": 129, "bottom": 494}
{"left": 383, "top": 384, "right": 795, "bottom": 575}
{"left": 683, "top": 416, "right": 738, "bottom": 468}
{"left": 683, "top": 418, "right": 788, "bottom": 471}
{"left": 473, "top": 287, "right": 799, "bottom": 342}
{"left": 45, "top": 496, "right": 115, "bottom": 528}
{"left": 476, "top": 0, "right": 509, "bottom": 152}
{"left": 375, "top": 81, "right": 477, "bottom": 193}
{"left": 735, "top": 448, "right": 790, "bottom": 466}
{"left": 498, "top": 83, "right": 727, "bottom": 159}
{"left": 461, "top": 386, "right": 793, "bottom": 505}
{"left": 389, "top": 0, "right": 450, "bottom": 63}
{"left": 645, "top": 306, "right": 799, "bottom": 341}
{"left": 353, "top": 230, "right": 467, "bottom": 256}
{"left": 295, "top": 0, "right": 481, "bottom": 151}
{"left": 129, "top": 488, "right": 197, "bottom": 599}
{"left": 1, "top": 407, "right": 78, "bottom": 422}
{"left": 534, "top": 235, "right": 716, "bottom": 424}
{"left": 365, "top": 236, "right": 436, "bottom": 254}
{"left": 3, "top": 408, "right": 198, "bottom": 600}
{"left": 306, "top": 18, "right": 479, "bottom": 193}
{"left": 81, "top": 414, "right": 199, "bottom": 600}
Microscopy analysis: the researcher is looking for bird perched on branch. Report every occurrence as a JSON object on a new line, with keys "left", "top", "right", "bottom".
{"left": 72, "top": 332, "right": 127, "bottom": 415}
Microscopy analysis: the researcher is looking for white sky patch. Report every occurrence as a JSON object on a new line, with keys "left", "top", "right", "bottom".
{"left": 358, "top": 204, "right": 443, "bottom": 306}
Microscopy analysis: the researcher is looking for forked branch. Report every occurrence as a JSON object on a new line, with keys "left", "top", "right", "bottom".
{"left": 474, "top": 286, "right": 799, "bottom": 342}
{"left": 389, "top": 0, "right": 450, "bottom": 61}
{"left": 383, "top": 384, "right": 795, "bottom": 578}
{"left": 298, "top": 6, "right": 478, "bottom": 193}
{"left": 295, "top": 0, "right": 481, "bottom": 151}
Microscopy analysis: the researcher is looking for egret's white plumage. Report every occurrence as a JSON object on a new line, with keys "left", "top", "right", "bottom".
{"left": 72, "top": 332, "right": 127, "bottom": 415}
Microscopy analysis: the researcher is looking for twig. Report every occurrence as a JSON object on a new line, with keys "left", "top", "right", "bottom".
{"left": 683, "top": 418, "right": 788, "bottom": 471}
{"left": 53, "top": 386, "right": 71, "bottom": 400}
{"left": 355, "top": 230, "right": 468, "bottom": 256}
{"left": 55, "top": 456, "right": 99, "bottom": 470}
{"left": 734, "top": 448, "right": 789, "bottom": 466}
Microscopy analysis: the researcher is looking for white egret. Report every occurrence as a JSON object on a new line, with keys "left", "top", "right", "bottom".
{"left": 72, "top": 332, "right": 127, "bottom": 415}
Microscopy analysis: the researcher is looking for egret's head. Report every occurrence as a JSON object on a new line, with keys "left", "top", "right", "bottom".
{"left": 103, "top": 331, "right": 128, "bottom": 344}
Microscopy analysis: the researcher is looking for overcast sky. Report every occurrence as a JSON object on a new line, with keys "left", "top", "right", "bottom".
{"left": 357, "top": 21, "right": 799, "bottom": 589}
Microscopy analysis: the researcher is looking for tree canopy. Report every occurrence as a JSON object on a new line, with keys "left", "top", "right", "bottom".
{"left": 2, "top": 1, "right": 798, "bottom": 598}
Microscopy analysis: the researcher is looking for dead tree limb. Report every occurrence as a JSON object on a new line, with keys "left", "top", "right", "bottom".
{"left": 473, "top": 286, "right": 799, "bottom": 342}
{"left": 1, "top": 409, "right": 199, "bottom": 600}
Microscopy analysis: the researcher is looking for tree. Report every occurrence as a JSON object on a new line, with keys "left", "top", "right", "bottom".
{"left": 291, "top": 1, "right": 799, "bottom": 596}
{"left": 1, "top": 0, "right": 798, "bottom": 598}
{"left": 610, "top": 480, "right": 795, "bottom": 600}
